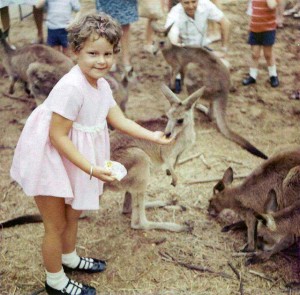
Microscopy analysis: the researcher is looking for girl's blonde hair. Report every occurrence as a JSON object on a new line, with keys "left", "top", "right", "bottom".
{"left": 67, "top": 13, "right": 122, "bottom": 53}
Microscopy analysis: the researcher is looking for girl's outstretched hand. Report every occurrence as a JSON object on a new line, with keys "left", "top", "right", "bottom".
{"left": 92, "top": 166, "right": 116, "bottom": 182}
{"left": 152, "top": 131, "right": 174, "bottom": 145}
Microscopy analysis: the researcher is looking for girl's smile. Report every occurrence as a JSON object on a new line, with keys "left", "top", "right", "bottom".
{"left": 75, "top": 35, "right": 115, "bottom": 88}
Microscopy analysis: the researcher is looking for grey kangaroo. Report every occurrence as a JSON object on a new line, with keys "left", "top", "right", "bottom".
{"left": 0, "top": 29, "right": 74, "bottom": 104}
{"left": 208, "top": 145, "right": 300, "bottom": 252}
{"left": 151, "top": 22, "right": 268, "bottom": 160}
{"left": 1, "top": 85, "right": 205, "bottom": 232}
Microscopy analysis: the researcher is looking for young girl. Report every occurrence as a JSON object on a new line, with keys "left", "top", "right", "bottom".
{"left": 10, "top": 13, "right": 172, "bottom": 295}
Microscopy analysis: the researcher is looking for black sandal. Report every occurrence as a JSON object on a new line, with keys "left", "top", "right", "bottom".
{"left": 45, "top": 279, "right": 96, "bottom": 295}
{"left": 63, "top": 257, "right": 107, "bottom": 273}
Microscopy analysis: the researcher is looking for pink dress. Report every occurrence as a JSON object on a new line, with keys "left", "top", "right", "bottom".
{"left": 10, "top": 65, "right": 116, "bottom": 210}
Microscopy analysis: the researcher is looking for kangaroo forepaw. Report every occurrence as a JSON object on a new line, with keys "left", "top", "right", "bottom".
{"left": 184, "top": 220, "right": 194, "bottom": 233}
{"left": 221, "top": 225, "right": 232, "bottom": 232}
{"left": 245, "top": 255, "right": 262, "bottom": 266}
{"left": 240, "top": 243, "right": 255, "bottom": 253}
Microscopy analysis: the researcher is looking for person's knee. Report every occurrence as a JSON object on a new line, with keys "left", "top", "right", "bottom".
{"left": 45, "top": 220, "right": 67, "bottom": 236}
{"left": 251, "top": 50, "right": 260, "bottom": 61}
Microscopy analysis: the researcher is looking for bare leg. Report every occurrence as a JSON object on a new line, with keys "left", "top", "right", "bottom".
{"left": 0, "top": 6, "right": 10, "bottom": 31}
{"left": 62, "top": 205, "right": 82, "bottom": 254}
{"left": 121, "top": 24, "right": 131, "bottom": 68}
{"left": 34, "top": 196, "right": 68, "bottom": 272}
{"left": 250, "top": 45, "right": 261, "bottom": 69}
{"left": 33, "top": 6, "right": 44, "bottom": 43}
{"left": 263, "top": 46, "right": 275, "bottom": 67}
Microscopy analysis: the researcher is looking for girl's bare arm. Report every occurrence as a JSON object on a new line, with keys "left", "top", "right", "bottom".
{"left": 49, "top": 113, "right": 115, "bottom": 182}
{"left": 107, "top": 105, "right": 173, "bottom": 144}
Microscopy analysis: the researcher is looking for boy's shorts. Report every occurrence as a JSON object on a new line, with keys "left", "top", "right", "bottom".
{"left": 248, "top": 30, "right": 276, "bottom": 46}
{"left": 47, "top": 28, "right": 68, "bottom": 48}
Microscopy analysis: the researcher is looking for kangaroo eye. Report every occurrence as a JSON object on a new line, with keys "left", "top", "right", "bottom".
{"left": 177, "top": 119, "right": 184, "bottom": 124}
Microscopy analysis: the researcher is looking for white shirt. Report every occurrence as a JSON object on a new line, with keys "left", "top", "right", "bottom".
{"left": 165, "top": 0, "right": 224, "bottom": 46}
{"left": 46, "top": 0, "right": 80, "bottom": 30}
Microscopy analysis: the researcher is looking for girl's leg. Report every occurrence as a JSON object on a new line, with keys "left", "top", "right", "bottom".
{"left": 61, "top": 206, "right": 107, "bottom": 272}
{"left": 62, "top": 205, "right": 82, "bottom": 254}
{"left": 34, "top": 196, "right": 67, "bottom": 273}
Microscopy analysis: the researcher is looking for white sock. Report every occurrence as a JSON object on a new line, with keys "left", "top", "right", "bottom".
{"left": 249, "top": 68, "right": 258, "bottom": 79}
{"left": 268, "top": 65, "right": 277, "bottom": 77}
{"left": 62, "top": 249, "right": 80, "bottom": 268}
{"left": 46, "top": 268, "right": 69, "bottom": 290}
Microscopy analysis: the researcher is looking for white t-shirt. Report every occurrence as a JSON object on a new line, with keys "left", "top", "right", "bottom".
{"left": 165, "top": 0, "right": 224, "bottom": 46}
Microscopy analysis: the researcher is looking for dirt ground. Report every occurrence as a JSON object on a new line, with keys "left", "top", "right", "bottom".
{"left": 1, "top": 0, "right": 300, "bottom": 294}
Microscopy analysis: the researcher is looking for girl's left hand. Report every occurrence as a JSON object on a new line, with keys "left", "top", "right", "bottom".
{"left": 152, "top": 131, "right": 174, "bottom": 145}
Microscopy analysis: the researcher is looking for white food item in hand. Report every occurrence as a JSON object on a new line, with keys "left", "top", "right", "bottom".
{"left": 105, "top": 160, "right": 127, "bottom": 181}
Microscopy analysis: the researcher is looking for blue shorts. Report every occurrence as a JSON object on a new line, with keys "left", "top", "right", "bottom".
{"left": 47, "top": 28, "right": 68, "bottom": 48}
{"left": 248, "top": 30, "right": 276, "bottom": 46}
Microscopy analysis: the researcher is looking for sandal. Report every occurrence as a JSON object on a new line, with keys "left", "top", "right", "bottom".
{"left": 63, "top": 257, "right": 107, "bottom": 273}
{"left": 283, "top": 8, "right": 297, "bottom": 16}
{"left": 45, "top": 279, "right": 96, "bottom": 295}
{"left": 290, "top": 90, "right": 300, "bottom": 100}
{"left": 293, "top": 11, "right": 300, "bottom": 18}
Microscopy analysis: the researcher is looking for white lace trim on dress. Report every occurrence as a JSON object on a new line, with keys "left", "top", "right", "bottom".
{"left": 72, "top": 121, "right": 107, "bottom": 133}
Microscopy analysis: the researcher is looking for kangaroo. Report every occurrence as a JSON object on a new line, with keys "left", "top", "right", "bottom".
{"left": 0, "top": 29, "right": 74, "bottom": 103}
{"left": 1, "top": 85, "right": 205, "bottom": 232}
{"left": 151, "top": 22, "right": 268, "bottom": 160}
{"left": 245, "top": 169, "right": 300, "bottom": 265}
{"left": 207, "top": 145, "right": 300, "bottom": 252}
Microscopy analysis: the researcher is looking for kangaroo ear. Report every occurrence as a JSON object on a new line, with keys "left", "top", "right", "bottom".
{"left": 164, "top": 22, "right": 174, "bottom": 36}
{"left": 161, "top": 84, "right": 181, "bottom": 104}
{"left": 222, "top": 167, "right": 234, "bottom": 186}
{"left": 213, "top": 180, "right": 225, "bottom": 194}
{"left": 150, "top": 21, "right": 165, "bottom": 33}
{"left": 264, "top": 189, "right": 278, "bottom": 213}
{"left": 183, "top": 86, "right": 205, "bottom": 109}
{"left": 255, "top": 213, "right": 277, "bottom": 231}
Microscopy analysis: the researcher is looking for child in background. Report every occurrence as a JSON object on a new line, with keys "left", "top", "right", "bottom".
{"left": 36, "top": 0, "right": 80, "bottom": 56}
{"left": 242, "top": 0, "right": 280, "bottom": 87}
{"left": 10, "top": 13, "right": 172, "bottom": 295}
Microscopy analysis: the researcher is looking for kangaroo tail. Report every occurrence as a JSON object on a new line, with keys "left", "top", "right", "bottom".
{"left": 0, "top": 214, "right": 88, "bottom": 229}
{"left": 0, "top": 214, "right": 42, "bottom": 228}
{"left": 214, "top": 102, "right": 268, "bottom": 160}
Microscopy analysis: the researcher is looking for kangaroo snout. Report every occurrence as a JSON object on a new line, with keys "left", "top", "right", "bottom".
{"left": 165, "top": 132, "right": 172, "bottom": 138}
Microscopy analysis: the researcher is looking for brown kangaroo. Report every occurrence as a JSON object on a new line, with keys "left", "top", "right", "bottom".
{"left": 151, "top": 22, "right": 268, "bottom": 160}
{"left": 208, "top": 145, "right": 300, "bottom": 252}
{"left": 246, "top": 169, "right": 300, "bottom": 265}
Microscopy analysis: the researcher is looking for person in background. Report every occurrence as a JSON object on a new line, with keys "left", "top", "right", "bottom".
{"left": 96, "top": 0, "right": 138, "bottom": 73}
{"left": 242, "top": 0, "right": 280, "bottom": 87}
{"left": 165, "top": 0, "right": 231, "bottom": 93}
{"left": 36, "top": 0, "right": 80, "bottom": 56}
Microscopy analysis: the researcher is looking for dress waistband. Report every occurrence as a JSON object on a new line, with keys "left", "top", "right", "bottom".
{"left": 72, "top": 121, "right": 107, "bottom": 133}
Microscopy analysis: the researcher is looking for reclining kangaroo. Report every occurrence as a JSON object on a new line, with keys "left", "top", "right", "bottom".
{"left": 208, "top": 145, "right": 300, "bottom": 252}
{"left": 246, "top": 170, "right": 300, "bottom": 264}
{"left": 0, "top": 29, "right": 74, "bottom": 104}
{"left": 151, "top": 23, "right": 267, "bottom": 160}
{"left": 1, "top": 85, "right": 205, "bottom": 232}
